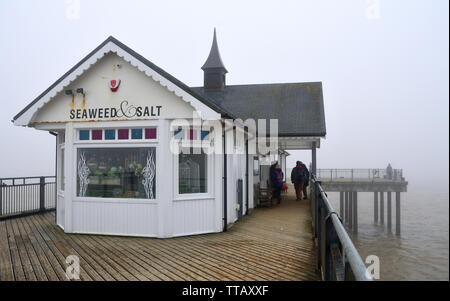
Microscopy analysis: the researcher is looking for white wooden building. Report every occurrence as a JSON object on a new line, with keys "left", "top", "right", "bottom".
{"left": 13, "top": 32, "right": 326, "bottom": 238}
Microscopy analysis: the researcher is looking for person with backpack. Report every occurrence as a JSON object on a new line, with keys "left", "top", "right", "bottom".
{"left": 270, "top": 162, "right": 284, "bottom": 204}
{"left": 291, "top": 161, "right": 307, "bottom": 201}
{"left": 300, "top": 162, "right": 310, "bottom": 200}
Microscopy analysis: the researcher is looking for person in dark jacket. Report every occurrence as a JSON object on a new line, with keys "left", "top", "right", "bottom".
{"left": 291, "top": 161, "right": 307, "bottom": 201}
{"left": 300, "top": 162, "right": 310, "bottom": 200}
{"left": 270, "top": 162, "right": 284, "bottom": 204}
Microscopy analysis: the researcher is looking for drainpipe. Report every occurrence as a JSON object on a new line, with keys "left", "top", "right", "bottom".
{"left": 245, "top": 139, "right": 249, "bottom": 215}
{"left": 223, "top": 128, "right": 227, "bottom": 232}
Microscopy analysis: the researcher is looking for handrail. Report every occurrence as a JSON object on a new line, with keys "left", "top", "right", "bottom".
{"left": 0, "top": 176, "right": 56, "bottom": 180}
{"left": 316, "top": 168, "right": 404, "bottom": 182}
{"left": 311, "top": 174, "right": 372, "bottom": 281}
{"left": 0, "top": 175, "right": 56, "bottom": 219}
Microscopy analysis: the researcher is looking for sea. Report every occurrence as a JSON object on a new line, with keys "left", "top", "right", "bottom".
{"left": 326, "top": 186, "right": 449, "bottom": 281}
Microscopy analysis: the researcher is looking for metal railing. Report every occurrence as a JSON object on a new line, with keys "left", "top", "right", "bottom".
{"left": 316, "top": 168, "right": 404, "bottom": 182}
{"left": 310, "top": 174, "right": 372, "bottom": 281}
{"left": 0, "top": 176, "right": 56, "bottom": 219}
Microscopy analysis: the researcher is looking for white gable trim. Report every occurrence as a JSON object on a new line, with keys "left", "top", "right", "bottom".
{"left": 14, "top": 41, "right": 221, "bottom": 127}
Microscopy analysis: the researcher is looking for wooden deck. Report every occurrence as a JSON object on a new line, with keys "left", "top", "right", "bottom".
{"left": 0, "top": 189, "right": 319, "bottom": 281}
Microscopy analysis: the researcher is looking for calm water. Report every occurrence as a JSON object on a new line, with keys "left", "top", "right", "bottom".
{"left": 327, "top": 187, "right": 449, "bottom": 281}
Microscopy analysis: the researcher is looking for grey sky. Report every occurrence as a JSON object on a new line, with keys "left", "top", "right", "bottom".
{"left": 0, "top": 0, "right": 448, "bottom": 192}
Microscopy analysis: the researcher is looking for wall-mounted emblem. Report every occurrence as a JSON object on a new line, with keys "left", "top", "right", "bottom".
{"left": 109, "top": 79, "right": 121, "bottom": 92}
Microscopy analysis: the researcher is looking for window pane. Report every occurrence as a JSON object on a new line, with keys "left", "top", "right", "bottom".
{"left": 92, "top": 130, "right": 102, "bottom": 140}
{"left": 174, "top": 128, "right": 183, "bottom": 139}
{"left": 77, "top": 148, "right": 156, "bottom": 199}
{"left": 118, "top": 129, "right": 129, "bottom": 140}
{"left": 105, "top": 129, "right": 116, "bottom": 140}
{"left": 179, "top": 149, "right": 207, "bottom": 194}
{"left": 201, "top": 131, "right": 209, "bottom": 140}
{"left": 79, "top": 130, "right": 90, "bottom": 140}
{"left": 145, "top": 128, "right": 157, "bottom": 139}
{"left": 131, "top": 129, "right": 143, "bottom": 139}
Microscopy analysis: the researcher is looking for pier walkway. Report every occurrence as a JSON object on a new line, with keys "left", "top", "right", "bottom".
{"left": 0, "top": 187, "right": 319, "bottom": 281}
{"left": 316, "top": 168, "right": 408, "bottom": 236}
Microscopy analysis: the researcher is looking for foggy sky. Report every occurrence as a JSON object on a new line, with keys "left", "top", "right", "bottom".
{"left": 0, "top": 0, "right": 448, "bottom": 193}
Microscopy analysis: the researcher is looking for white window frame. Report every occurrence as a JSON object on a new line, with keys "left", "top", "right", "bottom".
{"left": 173, "top": 141, "right": 214, "bottom": 201}
{"left": 75, "top": 127, "right": 158, "bottom": 144}
{"left": 72, "top": 141, "right": 159, "bottom": 204}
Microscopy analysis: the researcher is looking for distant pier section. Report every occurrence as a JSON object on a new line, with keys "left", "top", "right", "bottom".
{"left": 316, "top": 166, "right": 408, "bottom": 236}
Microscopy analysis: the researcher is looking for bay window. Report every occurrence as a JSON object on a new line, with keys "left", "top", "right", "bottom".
{"left": 76, "top": 147, "right": 156, "bottom": 199}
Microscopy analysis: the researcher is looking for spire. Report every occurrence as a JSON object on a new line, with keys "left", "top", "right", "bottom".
{"left": 202, "top": 28, "right": 228, "bottom": 91}
{"left": 202, "top": 28, "right": 228, "bottom": 72}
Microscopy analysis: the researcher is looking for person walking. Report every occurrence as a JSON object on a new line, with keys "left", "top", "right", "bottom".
{"left": 291, "top": 161, "right": 307, "bottom": 201}
{"left": 270, "top": 162, "right": 284, "bottom": 204}
{"left": 300, "top": 162, "right": 310, "bottom": 200}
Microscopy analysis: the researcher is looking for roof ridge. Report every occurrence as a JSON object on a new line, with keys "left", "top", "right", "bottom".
{"left": 191, "top": 81, "right": 323, "bottom": 89}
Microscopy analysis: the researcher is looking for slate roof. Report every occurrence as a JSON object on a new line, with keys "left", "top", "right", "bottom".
{"left": 191, "top": 82, "right": 326, "bottom": 137}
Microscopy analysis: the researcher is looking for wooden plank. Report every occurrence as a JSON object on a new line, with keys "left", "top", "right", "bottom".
{"left": 98, "top": 235, "right": 196, "bottom": 281}
{"left": 35, "top": 213, "right": 114, "bottom": 281}
{"left": 18, "top": 213, "right": 60, "bottom": 281}
{"left": 129, "top": 236, "right": 232, "bottom": 281}
{"left": 152, "top": 236, "right": 263, "bottom": 281}
{"left": 63, "top": 232, "right": 139, "bottom": 281}
{"left": 8, "top": 219, "right": 35, "bottom": 280}
{"left": 168, "top": 232, "right": 312, "bottom": 281}
{"left": 14, "top": 215, "right": 48, "bottom": 280}
{"left": 28, "top": 214, "right": 98, "bottom": 281}
{"left": 0, "top": 221, "right": 14, "bottom": 280}
{"left": 21, "top": 213, "right": 68, "bottom": 280}
{"left": 73, "top": 234, "right": 146, "bottom": 281}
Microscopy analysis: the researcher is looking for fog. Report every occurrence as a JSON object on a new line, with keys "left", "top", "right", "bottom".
{"left": 0, "top": 0, "right": 448, "bottom": 194}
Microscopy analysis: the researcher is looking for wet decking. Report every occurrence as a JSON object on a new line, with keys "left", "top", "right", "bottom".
{"left": 0, "top": 188, "right": 319, "bottom": 281}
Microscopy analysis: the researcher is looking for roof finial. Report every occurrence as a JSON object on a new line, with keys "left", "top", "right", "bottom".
{"left": 202, "top": 28, "right": 227, "bottom": 72}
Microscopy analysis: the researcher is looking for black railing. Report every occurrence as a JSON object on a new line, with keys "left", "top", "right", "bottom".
{"left": 0, "top": 176, "right": 56, "bottom": 219}
{"left": 310, "top": 175, "right": 372, "bottom": 281}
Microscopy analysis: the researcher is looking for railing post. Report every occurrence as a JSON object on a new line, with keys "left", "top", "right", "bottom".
{"left": 387, "top": 191, "right": 392, "bottom": 231}
{"left": 320, "top": 202, "right": 326, "bottom": 277}
{"left": 39, "top": 177, "right": 45, "bottom": 212}
{"left": 324, "top": 214, "right": 339, "bottom": 280}
{"left": 374, "top": 192, "right": 379, "bottom": 223}
{"left": 310, "top": 182, "right": 315, "bottom": 231}
{"left": 316, "top": 188, "right": 322, "bottom": 271}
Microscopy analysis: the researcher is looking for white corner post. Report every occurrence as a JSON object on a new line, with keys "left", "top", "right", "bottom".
{"left": 158, "top": 119, "right": 172, "bottom": 238}
{"left": 311, "top": 142, "right": 317, "bottom": 176}
{"left": 64, "top": 122, "right": 74, "bottom": 232}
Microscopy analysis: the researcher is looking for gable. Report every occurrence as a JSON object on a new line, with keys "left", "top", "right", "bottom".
{"left": 33, "top": 53, "right": 198, "bottom": 124}
{"left": 14, "top": 36, "right": 228, "bottom": 127}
